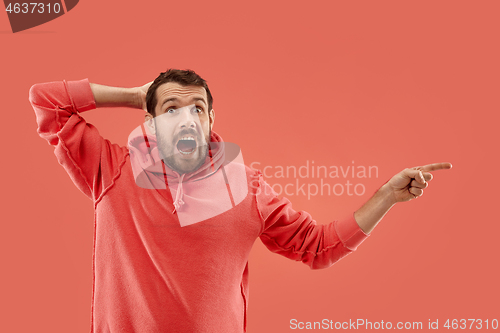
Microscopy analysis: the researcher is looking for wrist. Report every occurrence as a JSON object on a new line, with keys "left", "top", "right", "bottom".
{"left": 118, "top": 87, "right": 142, "bottom": 109}
{"left": 131, "top": 87, "right": 145, "bottom": 109}
{"left": 379, "top": 183, "right": 398, "bottom": 207}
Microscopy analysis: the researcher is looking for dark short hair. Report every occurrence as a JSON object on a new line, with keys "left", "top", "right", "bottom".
{"left": 146, "top": 69, "right": 213, "bottom": 116}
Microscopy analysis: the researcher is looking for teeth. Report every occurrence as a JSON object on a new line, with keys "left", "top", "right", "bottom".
{"left": 177, "top": 135, "right": 196, "bottom": 155}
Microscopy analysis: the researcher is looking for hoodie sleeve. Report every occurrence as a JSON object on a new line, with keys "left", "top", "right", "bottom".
{"left": 256, "top": 172, "right": 369, "bottom": 270}
{"left": 29, "top": 79, "right": 128, "bottom": 202}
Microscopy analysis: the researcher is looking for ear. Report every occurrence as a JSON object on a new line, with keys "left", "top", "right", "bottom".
{"left": 144, "top": 113, "right": 156, "bottom": 135}
{"left": 209, "top": 109, "right": 215, "bottom": 131}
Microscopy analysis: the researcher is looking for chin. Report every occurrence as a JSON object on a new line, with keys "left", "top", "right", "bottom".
{"left": 163, "top": 146, "right": 208, "bottom": 175}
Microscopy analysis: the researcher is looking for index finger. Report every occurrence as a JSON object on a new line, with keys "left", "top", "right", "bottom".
{"left": 420, "top": 162, "right": 453, "bottom": 172}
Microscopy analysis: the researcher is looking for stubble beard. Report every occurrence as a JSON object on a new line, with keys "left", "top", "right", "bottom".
{"left": 157, "top": 129, "right": 211, "bottom": 175}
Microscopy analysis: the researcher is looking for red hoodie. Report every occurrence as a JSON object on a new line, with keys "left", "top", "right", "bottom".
{"left": 29, "top": 78, "right": 370, "bottom": 333}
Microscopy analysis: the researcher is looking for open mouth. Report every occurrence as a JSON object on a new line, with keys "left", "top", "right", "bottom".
{"left": 176, "top": 136, "right": 197, "bottom": 155}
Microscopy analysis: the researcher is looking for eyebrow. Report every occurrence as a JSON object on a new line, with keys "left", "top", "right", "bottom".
{"left": 161, "top": 97, "right": 207, "bottom": 107}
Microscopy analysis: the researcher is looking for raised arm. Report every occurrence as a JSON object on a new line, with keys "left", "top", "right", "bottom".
{"left": 29, "top": 79, "right": 150, "bottom": 201}
{"left": 89, "top": 81, "right": 151, "bottom": 110}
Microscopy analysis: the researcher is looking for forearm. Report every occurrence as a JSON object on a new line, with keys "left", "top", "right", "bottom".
{"left": 89, "top": 83, "right": 142, "bottom": 109}
{"left": 353, "top": 184, "right": 396, "bottom": 234}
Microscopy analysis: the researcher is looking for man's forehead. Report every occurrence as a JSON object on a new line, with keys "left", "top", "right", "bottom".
{"left": 156, "top": 82, "right": 207, "bottom": 102}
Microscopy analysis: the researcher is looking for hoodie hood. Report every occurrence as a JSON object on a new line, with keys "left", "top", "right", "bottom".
{"left": 127, "top": 122, "right": 247, "bottom": 224}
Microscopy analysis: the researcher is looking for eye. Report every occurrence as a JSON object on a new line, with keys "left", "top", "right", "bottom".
{"left": 194, "top": 106, "right": 204, "bottom": 113}
{"left": 166, "top": 107, "right": 176, "bottom": 113}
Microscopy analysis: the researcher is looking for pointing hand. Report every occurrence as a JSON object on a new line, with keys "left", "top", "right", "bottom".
{"left": 385, "top": 162, "right": 452, "bottom": 203}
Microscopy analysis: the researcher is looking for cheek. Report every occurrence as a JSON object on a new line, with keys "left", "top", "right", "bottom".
{"left": 156, "top": 122, "right": 175, "bottom": 138}
{"left": 201, "top": 120, "right": 211, "bottom": 133}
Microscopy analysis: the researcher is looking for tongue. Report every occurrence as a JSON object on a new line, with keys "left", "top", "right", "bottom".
{"left": 177, "top": 140, "right": 196, "bottom": 153}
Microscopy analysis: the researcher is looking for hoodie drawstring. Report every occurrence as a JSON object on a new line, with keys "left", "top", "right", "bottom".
{"left": 160, "top": 160, "right": 186, "bottom": 214}
{"left": 172, "top": 173, "right": 186, "bottom": 214}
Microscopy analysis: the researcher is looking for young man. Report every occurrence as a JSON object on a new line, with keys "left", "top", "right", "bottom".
{"left": 29, "top": 69, "right": 451, "bottom": 332}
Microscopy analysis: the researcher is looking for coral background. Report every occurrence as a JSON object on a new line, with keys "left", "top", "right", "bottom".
{"left": 1, "top": 1, "right": 498, "bottom": 332}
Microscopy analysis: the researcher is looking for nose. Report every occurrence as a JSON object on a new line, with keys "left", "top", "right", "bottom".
{"left": 178, "top": 107, "right": 197, "bottom": 129}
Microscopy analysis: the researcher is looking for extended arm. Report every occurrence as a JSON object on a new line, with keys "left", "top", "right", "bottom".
{"left": 354, "top": 162, "right": 453, "bottom": 234}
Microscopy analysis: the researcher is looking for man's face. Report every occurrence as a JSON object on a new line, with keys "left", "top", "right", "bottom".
{"left": 145, "top": 82, "right": 214, "bottom": 175}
